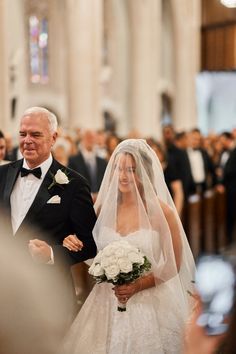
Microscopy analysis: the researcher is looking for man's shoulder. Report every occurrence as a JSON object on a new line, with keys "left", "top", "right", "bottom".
{"left": 53, "top": 159, "right": 89, "bottom": 186}
{"left": 66, "top": 165, "right": 88, "bottom": 181}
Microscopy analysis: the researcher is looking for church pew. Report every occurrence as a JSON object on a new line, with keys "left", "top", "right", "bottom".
{"left": 214, "top": 190, "right": 227, "bottom": 251}
{"left": 185, "top": 194, "right": 202, "bottom": 259}
{"left": 202, "top": 189, "right": 215, "bottom": 253}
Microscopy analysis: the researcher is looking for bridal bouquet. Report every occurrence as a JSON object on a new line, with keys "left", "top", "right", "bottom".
{"left": 88, "top": 240, "right": 151, "bottom": 311}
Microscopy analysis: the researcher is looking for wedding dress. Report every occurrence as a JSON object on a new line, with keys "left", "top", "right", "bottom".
{"left": 63, "top": 228, "right": 188, "bottom": 354}
{"left": 63, "top": 139, "right": 195, "bottom": 354}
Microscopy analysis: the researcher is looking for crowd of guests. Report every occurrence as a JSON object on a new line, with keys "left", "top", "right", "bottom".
{"left": 1, "top": 123, "right": 235, "bottom": 248}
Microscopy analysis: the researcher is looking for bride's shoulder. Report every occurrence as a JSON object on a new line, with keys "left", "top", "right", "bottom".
{"left": 157, "top": 199, "right": 176, "bottom": 221}
{"left": 148, "top": 197, "right": 175, "bottom": 227}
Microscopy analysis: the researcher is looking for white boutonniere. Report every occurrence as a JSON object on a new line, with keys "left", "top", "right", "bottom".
{"left": 48, "top": 169, "right": 70, "bottom": 190}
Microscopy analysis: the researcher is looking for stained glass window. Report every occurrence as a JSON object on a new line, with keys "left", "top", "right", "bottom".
{"left": 29, "top": 15, "right": 49, "bottom": 84}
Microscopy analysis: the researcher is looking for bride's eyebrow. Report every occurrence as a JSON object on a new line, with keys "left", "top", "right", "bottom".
{"left": 127, "top": 166, "right": 136, "bottom": 170}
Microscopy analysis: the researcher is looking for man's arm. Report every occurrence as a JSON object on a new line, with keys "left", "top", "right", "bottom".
{"left": 29, "top": 175, "right": 97, "bottom": 266}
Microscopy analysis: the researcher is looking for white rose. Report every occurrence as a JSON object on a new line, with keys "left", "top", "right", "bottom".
{"left": 104, "top": 264, "right": 120, "bottom": 280}
{"left": 118, "top": 258, "right": 133, "bottom": 273}
{"left": 54, "top": 169, "right": 69, "bottom": 184}
{"left": 92, "top": 264, "right": 105, "bottom": 277}
{"left": 102, "top": 246, "right": 114, "bottom": 257}
{"left": 94, "top": 250, "right": 103, "bottom": 263}
{"left": 127, "top": 251, "right": 144, "bottom": 264}
{"left": 114, "top": 247, "right": 126, "bottom": 258}
{"left": 101, "top": 256, "right": 114, "bottom": 268}
{"left": 88, "top": 261, "right": 97, "bottom": 274}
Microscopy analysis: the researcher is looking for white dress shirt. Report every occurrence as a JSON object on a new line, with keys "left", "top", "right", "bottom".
{"left": 10, "top": 155, "right": 53, "bottom": 235}
{"left": 187, "top": 148, "right": 205, "bottom": 183}
{"left": 80, "top": 145, "right": 97, "bottom": 172}
{"left": 220, "top": 150, "right": 230, "bottom": 168}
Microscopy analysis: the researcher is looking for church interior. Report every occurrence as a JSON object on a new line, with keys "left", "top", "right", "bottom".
{"left": 1, "top": 1, "right": 236, "bottom": 353}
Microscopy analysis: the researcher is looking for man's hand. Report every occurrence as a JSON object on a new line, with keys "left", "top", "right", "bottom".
{"left": 28, "top": 239, "right": 52, "bottom": 263}
{"left": 215, "top": 184, "right": 225, "bottom": 194}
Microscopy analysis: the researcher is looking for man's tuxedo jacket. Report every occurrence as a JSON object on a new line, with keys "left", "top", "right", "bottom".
{"left": 0, "top": 158, "right": 97, "bottom": 327}
{"left": 0, "top": 158, "right": 97, "bottom": 266}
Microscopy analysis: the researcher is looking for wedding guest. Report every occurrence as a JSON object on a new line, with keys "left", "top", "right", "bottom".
{"left": 186, "top": 128, "right": 215, "bottom": 196}
{"left": 95, "top": 129, "right": 108, "bottom": 159}
{"left": 184, "top": 259, "right": 236, "bottom": 354}
{"left": 148, "top": 138, "right": 184, "bottom": 217}
{"left": 68, "top": 129, "right": 107, "bottom": 202}
{"left": 162, "top": 124, "right": 192, "bottom": 201}
{"left": 63, "top": 139, "right": 195, "bottom": 353}
{"left": 106, "top": 133, "right": 121, "bottom": 161}
{"left": 0, "top": 130, "right": 10, "bottom": 165}
{"left": 174, "top": 131, "right": 188, "bottom": 150}
{"left": 222, "top": 145, "right": 236, "bottom": 246}
{"left": 216, "top": 132, "right": 235, "bottom": 184}
{"left": 3, "top": 132, "right": 22, "bottom": 161}
{"left": 0, "top": 107, "right": 97, "bottom": 330}
{"left": 184, "top": 298, "right": 227, "bottom": 354}
{"left": 52, "top": 136, "right": 72, "bottom": 166}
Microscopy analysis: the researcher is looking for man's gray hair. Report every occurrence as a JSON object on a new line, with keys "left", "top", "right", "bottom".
{"left": 22, "top": 107, "right": 58, "bottom": 133}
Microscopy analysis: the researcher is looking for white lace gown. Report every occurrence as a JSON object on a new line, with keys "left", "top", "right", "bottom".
{"left": 63, "top": 227, "right": 187, "bottom": 354}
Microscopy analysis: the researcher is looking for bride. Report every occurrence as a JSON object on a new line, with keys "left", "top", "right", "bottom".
{"left": 62, "top": 139, "right": 195, "bottom": 354}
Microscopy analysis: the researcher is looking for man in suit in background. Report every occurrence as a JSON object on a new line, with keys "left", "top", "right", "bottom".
{"left": 0, "top": 130, "right": 9, "bottom": 165}
{"left": 0, "top": 107, "right": 97, "bottom": 330}
{"left": 69, "top": 129, "right": 107, "bottom": 202}
{"left": 217, "top": 145, "right": 236, "bottom": 246}
{"left": 185, "top": 128, "right": 215, "bottom": 197}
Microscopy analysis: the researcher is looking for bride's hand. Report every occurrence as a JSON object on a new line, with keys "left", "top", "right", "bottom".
{"left": 63, "top": 234, "right": 83, "bottom": 252}
{"left": 113, "top": 281, "right": 140, "bottom": 303}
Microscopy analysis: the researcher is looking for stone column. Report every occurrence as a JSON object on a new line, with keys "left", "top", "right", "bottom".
{"left": 65, "top": 0, "right": 103, "bottom": 130}
{"left": 101, "top": 0, "right": 130, "bottom": 136}
{"left": 172, "top": 0, "right": 201, "bottom": 131}
{"left": 128, "top": 0, "right": 161, "bottom": 138}
{"left": 0, "top": 0, "right": 10, "bottom": 132}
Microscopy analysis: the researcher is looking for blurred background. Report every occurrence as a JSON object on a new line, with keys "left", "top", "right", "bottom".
{"left": 1, "top": 0, "right": 236, "bottom": 137}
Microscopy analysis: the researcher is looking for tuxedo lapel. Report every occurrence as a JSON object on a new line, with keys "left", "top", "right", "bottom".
{"left": 3, "top": 160, "right": 23, "bottom": 206}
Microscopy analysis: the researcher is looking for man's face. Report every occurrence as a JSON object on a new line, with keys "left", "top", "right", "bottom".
{"left": 19, "top": 114, "right": 57, "bottom": 168}
{"left": 0, "top": 138, "right": 6, "bottom": 161}
{"left": 190, "top": 132, "right": 201, "bottom": 149}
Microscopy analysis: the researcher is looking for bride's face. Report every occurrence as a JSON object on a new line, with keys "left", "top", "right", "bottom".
{"left": 115, "top": 153, "right": 139, "bottom": 194}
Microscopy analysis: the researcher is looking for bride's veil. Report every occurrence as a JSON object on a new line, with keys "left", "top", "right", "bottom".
{"left": 93, "top": 138, "right": 195, "bottom": 314}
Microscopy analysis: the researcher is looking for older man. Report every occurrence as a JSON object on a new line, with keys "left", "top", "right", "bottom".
{"left": 0, "top": 130, "right": 9, "bottom": 165}
{"left": 0, "top": 107, "right": 97, "bottom": 327}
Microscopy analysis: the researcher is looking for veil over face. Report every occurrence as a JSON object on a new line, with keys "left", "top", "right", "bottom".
{"left": 94, "top": 139, "right": 195, "bottom": 312}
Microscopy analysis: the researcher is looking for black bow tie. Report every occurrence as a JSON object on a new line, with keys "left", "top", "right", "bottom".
{"left": 20, "top": 167, "right": 42, "bottom": 179}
